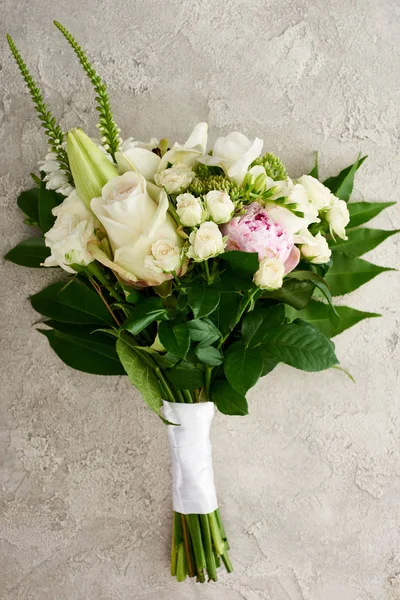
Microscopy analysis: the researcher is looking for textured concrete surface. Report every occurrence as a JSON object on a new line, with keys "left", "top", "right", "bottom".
{"left": 1, "top": 1, "right": 400, "bottom": 598}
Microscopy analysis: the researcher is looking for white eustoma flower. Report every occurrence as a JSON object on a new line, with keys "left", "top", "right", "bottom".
{"left": 186, "top": 221, "right": 225, "bottom": 261}
{"left": 299, "top": 230, "right": 332, "bottom": 264}
{"left": 43, "top": 190, "right": 95, "bottom": 273}
{"left": 254, "top": 256, "right": 285, "bottom": 290}
{"left": 176, "top": 193, "right": 205, "bottom": 227}
{"left": 198, "top": 131, "right": 263, "bottom": 184}
{"left": 39, "top": 151, "right": 74, "bottom": 197}
{"left": 157, "top": 122, "right": 208, "bottom": 171}
{"left": 297, "top": 175, "right": 335, "bottom": 211}
{"left": 205, "top": 190, "right": 235, "bottom": 224}
{"left": 116, "top": 137, "right": 161, "bottom": 181}
{"left": 155, "top": 163, "right": 195, "bottom": 194}
{"left": 325, "top": 198, "right": 350, "bottom": 240}
{"left": 91, "top": 171, "right": 183, "bottom": 285}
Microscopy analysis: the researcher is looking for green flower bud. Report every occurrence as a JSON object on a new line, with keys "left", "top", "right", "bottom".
{"left": 254, "top": 172, "right": 267, "bottom": 193}
{"left": 67, "top": 128, "right": 118, "bottom": 206}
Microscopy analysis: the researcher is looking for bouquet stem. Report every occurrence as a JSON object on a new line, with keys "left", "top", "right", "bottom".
{"left": 171, "top": 508, "right": 232, "bottom": 582}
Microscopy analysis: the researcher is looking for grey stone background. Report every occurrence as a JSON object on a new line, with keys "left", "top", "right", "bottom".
{"left": 1, "top": 1, "right": 399, "bottom": 598}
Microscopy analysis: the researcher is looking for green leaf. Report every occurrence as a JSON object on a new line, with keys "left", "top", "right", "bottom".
{"left": 308, "top": 152, "right": 318, "bottom": 178}
{"left": 116, "top": 338, "right": 163, "bottom": 417}
{"left": 30, "top": 279, "right": 114, "bottom": 324}
{"left": 187, "top": 319, "right": 221, "bottom": 347}
{"left": 324, "top": 252, "right": 394, "bottom": 296}
{"left": 39, "top": 326, "right": 124, "bottom": 375}
{"left": 121, "top": 297, "right": 168, "bottom": 335}
{"left": 211, "top": 292, "right": 242, "bottom": 337}
{"left": 323, "top": 155, "right": 367, "bottom": 201}
{"left": 165, "top": 362, "right": 205, "bottom": 389}
{"left": 39, "top": 181, "right": 63, "bottom": 234}
{"left": 219, "top": 251, "right": 259, "bottom": 276}
{"left": 211, "top": 379, "right": 248, "bottom": 416}
{"left": 195, "top": 345, "right": 223, "bottom": 366}
{"left": 4, "top": 236, "right": 50, "bottom": 268}
{"left": 259, "top": 349, "right": 278, "bottom": 377}
{"left": 158, "top": 320, "right": 190, "bottom": 359}
{"left": 187, "top": 285, "right": 220, "bottom": 319}
{"left": 224, "top": 341, "right": 263, "bottom": 394}
{"left": 348, "top": 201, "right": 396, "bottom": 228}
{"left": 17, "top": 187, "right": 40, "bottom": 223}
{"left": 262, "top": 279, "right": 314, "bottom": 309}
{"left": 330, "top": 227, "right": 399, "bottom": 256}
{"left": 242, "top": 304, "right": 285, "bottom": 347}
{"left": 286, "top": 271, "right": 339, "bottom": 320}
{"left": 286, "top": 300, "right": 381, "bottom": 338}
{"left": 261, "top": 320, "right": 338, "bottom": 372}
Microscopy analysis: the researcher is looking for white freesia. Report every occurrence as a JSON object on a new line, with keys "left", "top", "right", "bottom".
{"left": 43, "top": 190, "right": 95, "bottom": 273}
{"left": 198, "top": 131, "right": 263, "bottom": 184}
{"left": 187, "top": 221, "right": 225, "bottom": 261}
{"left": 116, "top": 137, "right": 161, "bottom": 181}
{"left": 205, "top": 190, "right": 235, "bottom": 224}
{"left": 254, "top": 256, "right": 285, "bottom": 290}
{"left": 91, "top": 171, "right": 183, "bottom": 285}
{"left": 157, "top": 122, "right": 208, "bottom": 171}
{"left": 39, "top": 151, "right": 74, "bottom": 197}
{"left": 299, "top": 230, "right": 332, "bottom": 264}
{"left": 155, "top": 163, "right": 195, "bottom": 194}
{"left": 176, "top": 193, "right": 205, "bottom": 227}
{"left": 144, "top": 239, "right": 182, "bottom": 274}
{"left": 297, "top": 175, "right": 335, "bottom": 211}
{"left": 325, "top": 198, "right": 350, "bottom": 240}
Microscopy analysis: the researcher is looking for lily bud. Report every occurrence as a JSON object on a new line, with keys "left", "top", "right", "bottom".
{"left": 67, "top": 128, "right": 118, "bottom": 207}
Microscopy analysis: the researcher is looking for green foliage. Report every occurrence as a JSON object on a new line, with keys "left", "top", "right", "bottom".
{"left": 330, "top": 227, "right": 400, "bottom": 256}
{"left": 308, "top": 152, "right": 319, "bottom": 178}
{"left": 17, "top": 188, "right": 40, "bottom": 225}
{"left": 54, "top": 21, "right": 121, "bottom": 158}
{"left": 211, "top": 379, "right": 248, "bottom": 416}
{"left": 347, "top": 201, "right": 396, "bottom": 228}
{"left": 261, "top": 279, "right": 314, "bottom": 309}
{"left": 211, "top": 292, "right": 242, "bottom": 338}
{"left": 187, "top": 285, "right": 220, "bottom": 319}
{"left": 324, "top": 252, "right": 394, "bottom": 296}
{"left": 194, "top": 345, "right": 223, "bottom": 366}
{"left": 30, "top": 279, "right": 114, "bottom": 324}
{"left": 224, "top": 342, "right": 263, "bottom": 394}
{"left": 323, "top": 155, "right": 367, "bottom": 201}
{"left": 121, "top": 297, "right": 168, "bottom": 335}
{"left": 165, "top": 362, "right": 205, "bottom": 389}
{"left": 286, "top": 300, "right": 380, "bottom": 338}
{"left": 187, "top": 319, "right": 221, "bottom": 347}
{"left": 4, "top": 236, "right": 50, "bottom": 268}
{"left": 250, "top": 152, "right": 287, "bottom": 181}
{"left": 6, "top": 35, "right": 72, "bottom": 181}
{"left": 158, "top": 320, "right": 190, "bottom": 359}
{"left": 39, "top": 322, "right": 124, "bottom": 375}
{"left": 219, "top": 251, "right": 259, "bottom": 277}
{"left": 241, "top": 305, "right": 285, "bottom": 347}
{"left": 39, "top": 181, "right": 63, "bottom": 234}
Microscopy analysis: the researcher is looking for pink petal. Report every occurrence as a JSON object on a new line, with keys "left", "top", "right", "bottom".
{"left": 284, "top": 245, "right": 300, "bottom": 274}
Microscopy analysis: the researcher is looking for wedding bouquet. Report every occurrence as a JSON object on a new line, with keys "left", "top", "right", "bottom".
{"left": 6, "top": 24, "right": 397, "bottom": 584}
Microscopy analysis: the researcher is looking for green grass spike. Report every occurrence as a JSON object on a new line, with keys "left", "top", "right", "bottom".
{"left": 6, "top": 34, "right": 72, "bottom": 182}
{"left": 54, "top": 21, "right": 121, "bottom": 160}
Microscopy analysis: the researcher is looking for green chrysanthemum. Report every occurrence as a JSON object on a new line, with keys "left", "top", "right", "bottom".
{"left": 250, "top": 152, "right": 287, "bottom": 181}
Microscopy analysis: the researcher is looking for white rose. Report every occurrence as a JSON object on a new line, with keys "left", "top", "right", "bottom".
{"left": 91, "top": 171, "right": 183, "bottom": 285}
{"left": 176, "top": 193, "right": 205, "bottom": 227}
{"left": 144, "top": 239, "right": 182, "bottom": 273}
{"left": 116, "top": 137, "right": 161, "bottom": 181}
{"left": 186, "top": 221, "right": 225, "bottom": 261}
{"left": 157, "top": 122, "right": 208, "bottom": 171}
{"left": 155, "top": 163, "right": 195, "bottom": 194}
{"left": 325, "top": 198, "right": 350, "bottom": 240}
{"left": 254, "top": 256, "right": 285, "bottom": 290}
{"left": 299, "top": 230, "right": 332, "bottom": 264}
{"left": 297, "top": 175, "right": 335, "bottom": 211}
{"left": 43, "top": 190, "right": 95, "bottom": 273}
{"left": 205, "top": 190, "right": 235, "bottom": 224}
{"left": 198, "top": 131, "right": 263, "bottom": 184}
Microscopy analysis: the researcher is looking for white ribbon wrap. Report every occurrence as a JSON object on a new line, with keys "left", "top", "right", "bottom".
{"left": 163, "top": 400, "right": 218, "bottom": 515}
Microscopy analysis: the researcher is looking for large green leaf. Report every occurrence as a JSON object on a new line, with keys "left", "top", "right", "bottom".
{"left": 211, "top": 292, "right": 242, "bottom": 337}
{"left": 4, "top": 236, "right": 50, "bottom": 268}
{"left": 30, "top": 279, "right": 114, "bottom": 324}
{"left": 330, "top": 227, "right": 399, "bottom": 256}
{"left": 17, "top": 188, "right": 40, "bottom": 224}
{"left": 165, "top": 362, "right": 205, "bottom": 389}
{"left": 158, "top": 320, "right": 190, "bottom": 359}
{"left": 261, "top": 279, "right": 314, "bottom": 309}
{"left": 219, "top": 251, "right": 259, "bottom": 276}
{"left": 116, "top": 338, "right": 163, "bottom": 416}
{"left": 324, "top": 252, "right": 394, "bottom": 296}
{"left": 211, "top": 379, "right": 248, "bottom": 416}
{"left": 39, "top": 325, "right": 124, "bottom": 375}
{"left": 195, "top": 345, "right": 223, "bottom": 366}
{"left": 241, "top": 304, "right": 285, "bottom": 347}
{"left": 122, "top": 297, "right": 168, "bottom": 335}
{"left": 286, "top": 270, "right": 337, "bottom": 317}
{"left": 261, "top": 320, "right": 338, "bottom": 372}
{"left": 323, "top": 155, "right": 367, "bottom": 201}
{"left": 224, "top": 341, "right": 263, "bottom": 394}
{"left": 39, "top": 181, "right": 63, "bottom": 234}
{"left": 187, "top": 319, "right": 221, "bottom": 347}
{"left": 187, "top": 285, "right": 220, "bottom": 319}
{"left": 286, "top": 300, "right": 380, "bottom": 338}
{"left": 348, "top": 201, "right": 396, "bottom": 228}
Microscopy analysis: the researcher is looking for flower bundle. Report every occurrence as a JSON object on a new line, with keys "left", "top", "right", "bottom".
{"left": 6, "top": 24, "right": 398, "bottom": 584}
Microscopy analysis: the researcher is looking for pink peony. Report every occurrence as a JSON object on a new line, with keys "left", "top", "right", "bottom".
{"left": 222, "top": 202, "right": 300, "bottom": 273}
